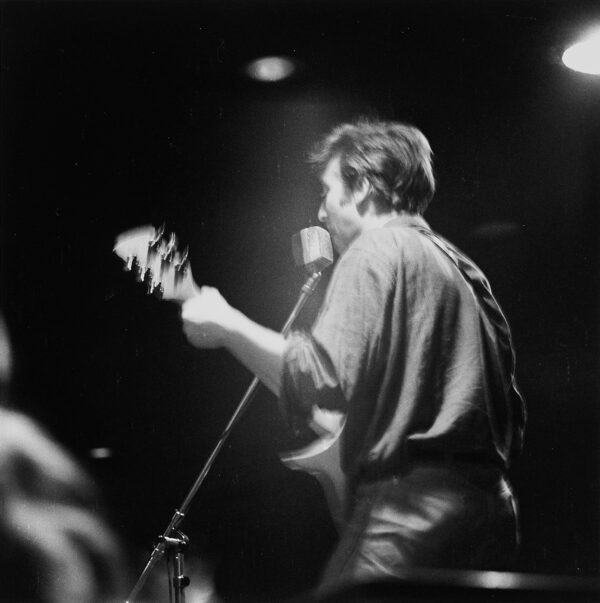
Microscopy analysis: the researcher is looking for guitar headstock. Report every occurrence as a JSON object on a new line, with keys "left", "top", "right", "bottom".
{"left": 113, "top": 224, "right": 198, "bottom": 303}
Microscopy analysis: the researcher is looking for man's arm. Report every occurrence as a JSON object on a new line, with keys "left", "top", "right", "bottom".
{"left": 181, "top": 286, "right": 287, "bottom": 396}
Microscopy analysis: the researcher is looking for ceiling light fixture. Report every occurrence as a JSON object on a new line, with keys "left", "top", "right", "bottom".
{"left": 562, "top": 28, "right": 600, "bottom": 75}
{"left": 245, "top": 56, "right": 296, "bottom": 82}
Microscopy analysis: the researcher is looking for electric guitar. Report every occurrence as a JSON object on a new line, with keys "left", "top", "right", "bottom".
{"left": 114, "top": 224, "right": 348, "bottom": 530}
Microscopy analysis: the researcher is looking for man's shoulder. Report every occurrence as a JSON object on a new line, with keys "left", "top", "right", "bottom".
{"left": 332, "top": 224, "right": 426, "bottom": 287}
{"left": 350, "top": 217, "right": 431, "bottom": 262}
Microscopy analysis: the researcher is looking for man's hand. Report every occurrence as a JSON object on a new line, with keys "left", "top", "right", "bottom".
{"left": 181, "top": 286, "right": 237, "bottom": 349}
{"left": 180, "top": 285, "right": 286, "bottom": 395}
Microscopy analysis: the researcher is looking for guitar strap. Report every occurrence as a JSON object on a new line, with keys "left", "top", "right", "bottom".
{"left": 409, "top": 224, "right": 526, "bottom": 462}
{"left": 410, "top": 226, "right": 507, "bottom": 330}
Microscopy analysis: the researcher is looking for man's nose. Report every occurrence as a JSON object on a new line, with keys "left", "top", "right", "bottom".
{"left": 318, "top": 202, "right": 327, "bottom": 223}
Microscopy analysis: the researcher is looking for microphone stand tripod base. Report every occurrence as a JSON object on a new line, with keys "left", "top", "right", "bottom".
{"left": 161, "top": 532, "right": 190, "bottom": 603}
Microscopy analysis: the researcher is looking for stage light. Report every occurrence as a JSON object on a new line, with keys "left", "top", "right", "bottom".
{"left": 562, "top": 28, "right": 600, "bottom": 75}
{"left": 90, "top": 447, "right": 113, "bottom": 459}
{"left": 245, "top": 56, "right": 296, "bottom": 82}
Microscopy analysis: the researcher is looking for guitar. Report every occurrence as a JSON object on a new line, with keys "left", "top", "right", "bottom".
{"left": 114, "top": 224, "right": 348, "bottom": 531}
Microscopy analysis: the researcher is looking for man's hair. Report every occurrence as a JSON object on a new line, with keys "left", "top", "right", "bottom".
{"left": 309, "top": 118, "right": 436, "bottom": 215}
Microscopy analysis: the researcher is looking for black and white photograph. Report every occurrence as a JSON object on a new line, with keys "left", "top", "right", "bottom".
{"left": 1, "top": 1, "right": 599, "bottom": 601}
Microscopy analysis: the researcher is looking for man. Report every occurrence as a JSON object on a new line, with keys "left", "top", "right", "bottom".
{"left": 181, "top": 119, "right": 526, "bottom": 596}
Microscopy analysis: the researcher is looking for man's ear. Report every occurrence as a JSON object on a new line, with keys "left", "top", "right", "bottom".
{"left": 353, "top": 178, "right": 372, "bottom": 214}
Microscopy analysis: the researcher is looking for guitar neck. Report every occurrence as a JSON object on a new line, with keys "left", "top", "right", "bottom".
{"left": 162, "top": 269, "right": 199, "bottom": 304}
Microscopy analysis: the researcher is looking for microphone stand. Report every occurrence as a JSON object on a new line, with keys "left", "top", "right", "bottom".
{"left": 126, "top": 271, "right": 325, "bottom": 603}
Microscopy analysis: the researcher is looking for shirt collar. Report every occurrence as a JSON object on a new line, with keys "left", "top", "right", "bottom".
{"left": 384, "top": 213, "right": 431, "bottom": 231}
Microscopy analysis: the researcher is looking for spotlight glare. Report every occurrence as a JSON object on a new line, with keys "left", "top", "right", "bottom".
{"left": 245, "top": 56, "right": 296, "bottom": 82}
{"left": 562, "top": 29, "right": 600, "bottom": 75}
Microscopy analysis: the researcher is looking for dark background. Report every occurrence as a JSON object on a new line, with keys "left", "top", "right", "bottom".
{"left": 1, "top": 0, "right": 599, "bottom": 600}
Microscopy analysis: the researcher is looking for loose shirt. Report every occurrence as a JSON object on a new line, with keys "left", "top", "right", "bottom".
{"left": 280, "top": 214, "right": 525, "bottom": 485}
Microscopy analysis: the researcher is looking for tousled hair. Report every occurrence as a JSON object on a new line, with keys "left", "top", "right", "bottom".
{"left": 309, "top": 118, "right": 435, "bottom": 215}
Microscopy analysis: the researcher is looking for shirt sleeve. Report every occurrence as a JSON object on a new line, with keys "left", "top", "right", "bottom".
{"left": 279, "top": 241, "right": 395, "bottom": 432}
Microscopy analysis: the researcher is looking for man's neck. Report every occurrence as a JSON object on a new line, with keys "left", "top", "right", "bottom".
{"left": 362, "top": 208, "right": 401, "bottom": 232}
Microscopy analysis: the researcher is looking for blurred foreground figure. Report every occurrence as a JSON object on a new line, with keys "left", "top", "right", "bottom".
{"left": 0, "top": 315, "right": 126, "bottom": 603}
{"left": 181, "top": 119, "right": 527, "bottom": 597}
{"left": 0, "top": 409, "right": 127, "bottom": 602}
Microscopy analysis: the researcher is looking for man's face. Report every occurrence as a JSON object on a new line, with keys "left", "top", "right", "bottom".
{"left": 318, "top": 156, "right": 364, "bottom": 254}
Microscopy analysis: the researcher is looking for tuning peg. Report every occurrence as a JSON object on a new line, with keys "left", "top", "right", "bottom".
{"left": 164, "top": 232, "right": 179, "bottom": 261}
{"left": 135, "top": 264, "right": 147, "bottom": 283}
{"left": 177, "top": 245, "right": 189, "bottom": 266}
{"left": 174, "top": 249, "right": 189, "bottom": 285}
{"left": 150, "top": 223, "right": 166, "bottom": 247}
{"left": 174, "top": 247, "right": 189, "bottom": 271}
{"left": 144, "top": 269, "right": 157, "bottom": 295}
{"left": 148, "top": 224, "right": 166, "bottom": 265}
{"left": 124, "top": 255, "right": 135, "bottom": 272}
{"left": 159, "top": 254, "right": 171, "bottom": 278}
{"left": 175, "top": 260, "right": 188, "bottom": 276}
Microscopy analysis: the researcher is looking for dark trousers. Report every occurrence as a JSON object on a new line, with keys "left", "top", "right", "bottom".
{"left": 316, "top": 462, "right": 520, "bottom": 597}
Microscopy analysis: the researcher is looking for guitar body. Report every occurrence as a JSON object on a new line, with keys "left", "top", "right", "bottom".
{"left": 280, "top": 409, "right": 348, "bottom": 532}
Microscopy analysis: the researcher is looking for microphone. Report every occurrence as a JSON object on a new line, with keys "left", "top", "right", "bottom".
{"left": 291, "top": 226, "right": 334, "bottom": 274}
